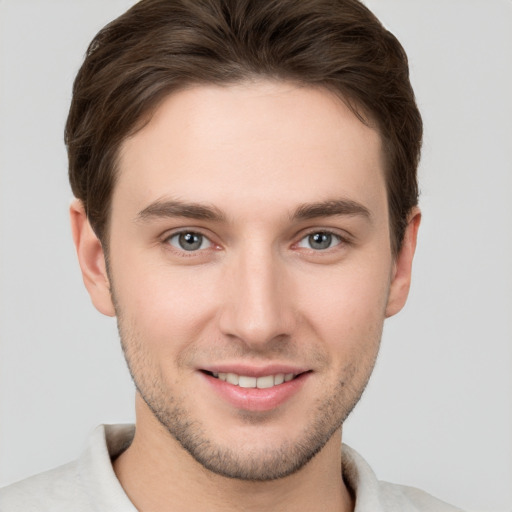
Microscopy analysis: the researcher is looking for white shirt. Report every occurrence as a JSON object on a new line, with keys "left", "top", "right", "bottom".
{"left": 0, "top": 424, "right": 463, "bottom": 511}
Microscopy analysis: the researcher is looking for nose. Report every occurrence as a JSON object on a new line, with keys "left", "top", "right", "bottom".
{"left": 218, "top": 243, "right": 296, "bottom": 350}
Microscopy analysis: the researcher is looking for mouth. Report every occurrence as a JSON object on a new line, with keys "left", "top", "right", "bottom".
{"left": 199, "top": 364, "right": 312, "bottom": 411}
{"left": 202, "top": 370, "right": 305, "bottom": 389}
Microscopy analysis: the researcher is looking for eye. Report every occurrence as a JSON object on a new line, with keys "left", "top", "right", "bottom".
{"left": 297, "top": 231, "right": 342, "bottom": 251}
{"left": 167, "top": 231, "right": 212, "bottom": 251}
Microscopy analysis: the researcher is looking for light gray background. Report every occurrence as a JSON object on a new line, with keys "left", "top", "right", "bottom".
{"left": 0, "top": 1, "right": 511, "bottom": 511}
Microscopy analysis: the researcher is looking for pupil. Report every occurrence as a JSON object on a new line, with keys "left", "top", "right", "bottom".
{"left": 179, "top": 232, "right": 202, "bottom": 251}
{"left": 310, "top": 232, "right": 331, "bottom": 250}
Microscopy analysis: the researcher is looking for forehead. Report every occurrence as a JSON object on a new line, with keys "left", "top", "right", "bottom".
{"left": 115, "top": 80, "right": 386, "bottom": 221}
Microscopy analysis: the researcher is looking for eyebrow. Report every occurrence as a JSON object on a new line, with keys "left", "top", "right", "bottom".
{"left": 136, "top": 199, "right": 226, "bottom": 222}
{"left": 291, "top": 199, "right": 371, "bottom": 221}
{"left": 136, "top": 198, "right": 371, "bottom": 224}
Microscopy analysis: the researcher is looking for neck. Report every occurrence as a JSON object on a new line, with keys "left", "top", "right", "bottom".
{"left": 113, "top": 400, "right": 354, "bottom": 512}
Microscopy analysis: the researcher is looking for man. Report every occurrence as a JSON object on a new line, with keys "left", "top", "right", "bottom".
{"left": 0, "top": 0, "right": 464, "bottom": 510}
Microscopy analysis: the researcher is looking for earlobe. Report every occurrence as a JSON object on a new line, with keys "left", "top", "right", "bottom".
{"left": 70, "top": 200, "right": 116, "bottom": 317}
{"left": 385, "top": 208, "right": 421, "bottom": 318}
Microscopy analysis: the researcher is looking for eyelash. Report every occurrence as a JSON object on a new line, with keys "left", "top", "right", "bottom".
{"left": 163, "top": 228, "right": 349, "bottom": 254}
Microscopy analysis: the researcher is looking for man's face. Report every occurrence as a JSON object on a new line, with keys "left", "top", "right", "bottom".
{"left": 98, "top": 80, "right": 408, "bottom": 480}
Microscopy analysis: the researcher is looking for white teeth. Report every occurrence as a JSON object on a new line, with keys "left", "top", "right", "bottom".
{"left": 238, "top": 376, "right": 257, "bottom": 388}
{"left": 211, "top": 371, "right": 297, "bottom": 388}
{"left": 226, "top": 373, "right": 239, "bottom": 385}
{"left": 274, "top": 373, "right": 285, "bottom": 385}
{"left": 256, "top": 375, "right": 274, "bottom": 389}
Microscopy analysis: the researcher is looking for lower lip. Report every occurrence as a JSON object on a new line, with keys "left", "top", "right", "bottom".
{"left": 201, "top": 372, "right": 310, "bottom": 412}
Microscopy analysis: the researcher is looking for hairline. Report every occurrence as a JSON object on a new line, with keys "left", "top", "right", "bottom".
{"left": 96, "top": 77, "right": 405, "bottom": 258}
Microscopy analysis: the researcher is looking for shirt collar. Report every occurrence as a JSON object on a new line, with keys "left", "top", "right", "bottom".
{"left": 80, "top": 424, "right": 384, "bottom": 511}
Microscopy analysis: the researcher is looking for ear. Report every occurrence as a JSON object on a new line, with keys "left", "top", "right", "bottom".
{"left": 385, "top": 208, "right": 421, "bottom": 318}
{"left": 70, "top": 199, "right": 116, "bottom": 317}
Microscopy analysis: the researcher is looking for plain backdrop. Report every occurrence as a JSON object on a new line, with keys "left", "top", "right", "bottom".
{"left": 0, "top": 1, "right": 511, "bottom": 511}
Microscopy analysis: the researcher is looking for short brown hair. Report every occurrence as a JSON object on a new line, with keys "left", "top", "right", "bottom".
{"left": 66, "top": 0, "right": 422, "bottom": 254}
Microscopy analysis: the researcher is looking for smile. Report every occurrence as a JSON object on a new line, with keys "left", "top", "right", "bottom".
{"left": 201, "top": 369, "right": 310, "bottom": 411}
{"left": 210, "top": 372, "right": 297, "bottom": 389}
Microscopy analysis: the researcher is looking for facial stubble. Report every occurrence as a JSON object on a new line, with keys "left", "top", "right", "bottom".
{"left": 112, "top": 298, "right": 381, "bottom": 482}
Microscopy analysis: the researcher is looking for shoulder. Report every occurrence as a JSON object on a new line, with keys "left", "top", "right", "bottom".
{"left": 342, "top": 444, "right": 465, "bottom": 512}
{"left": 377, "top": 480, "right": 465, "bottom": 512}
{"left": 0, "top": 461, "right": 87, "bottom": 512}
{"left": 0, "top": 424, "right": 136, "bottom": 512}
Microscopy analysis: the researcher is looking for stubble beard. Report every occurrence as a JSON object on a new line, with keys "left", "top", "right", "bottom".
{"left": 114, "top": 312, "right": 380, "bottom": 482}
{"left": 136, "top": 377, "right": 350, "bottom": 481}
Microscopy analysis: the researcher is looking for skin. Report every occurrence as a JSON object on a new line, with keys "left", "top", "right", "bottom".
{"left": 71, "top": 80, "right": 420, "bottom": 512}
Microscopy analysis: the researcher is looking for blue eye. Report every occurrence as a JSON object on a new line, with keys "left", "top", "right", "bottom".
{"left": 167, "top": 232, "right": 212, "bottom": 251}
{"left": 297, "top": 232, "right": 342, "bottom": 250}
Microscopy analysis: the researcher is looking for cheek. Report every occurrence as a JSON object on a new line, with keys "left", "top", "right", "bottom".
{"left": 112, "top": 258, "right": 222, "bottom": 344}
{"left": 296, "top": 257, "right": 391, "bottom": 343}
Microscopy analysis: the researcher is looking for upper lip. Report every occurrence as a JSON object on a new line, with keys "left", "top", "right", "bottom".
{"left": 199, "top": 364, "right": 310, "bottom": 377}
